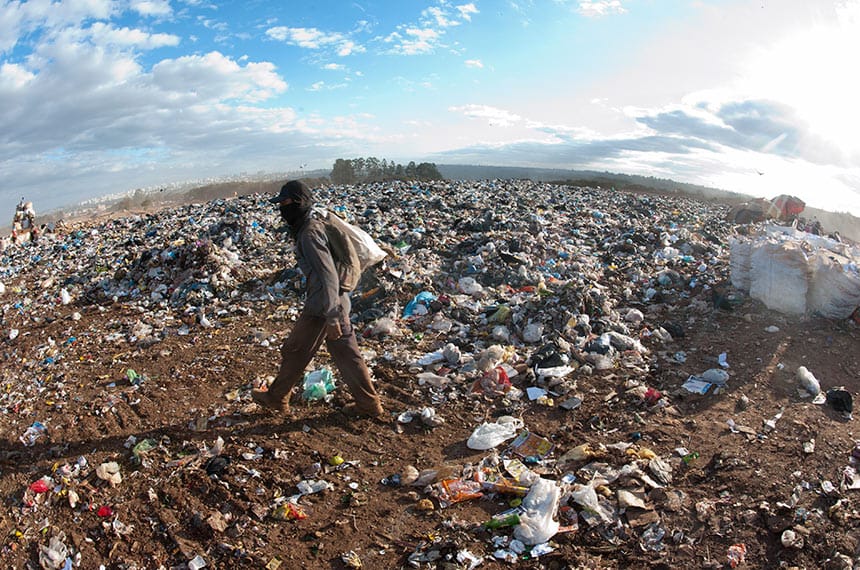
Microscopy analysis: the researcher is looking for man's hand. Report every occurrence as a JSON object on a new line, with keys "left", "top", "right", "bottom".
{"left": 326, "top": 322, "right": 342, "bottom": 340}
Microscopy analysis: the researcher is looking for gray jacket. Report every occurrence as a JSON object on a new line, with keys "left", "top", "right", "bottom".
{"left": 295, "top": 218, "right": 342, "bottom": 326}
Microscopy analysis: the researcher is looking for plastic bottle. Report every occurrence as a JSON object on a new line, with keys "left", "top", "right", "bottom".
{"left": 682, "top": 451, "right": 700, "bottom": 464}
{"left": 796, "top": 366, "right": 820, "bottom": 396}
{"left": 483, "top": 513, "right": 520, "bottom": 529}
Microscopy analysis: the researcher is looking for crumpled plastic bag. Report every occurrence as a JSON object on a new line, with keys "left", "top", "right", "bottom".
{"left": 571, "top": 484, "right": 606, "bottom": 519}
{"left": 513, "top": 477, "right": 561, "bottom": 545}
{"left": 38, "top": 532, "right": 69, "bottom": 570}
{"left": 302, "top": 368, "right": 336, "bottom": 401}
{"left": 466, "top": 416, "right": 523, "bottom": 450}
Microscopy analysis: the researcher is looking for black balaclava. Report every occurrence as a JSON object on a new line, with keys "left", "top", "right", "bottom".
{"left": 277, "top": 180, "right": 313, "bottom": 234}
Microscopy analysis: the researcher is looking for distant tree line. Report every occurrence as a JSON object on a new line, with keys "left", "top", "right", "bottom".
{"left": 330, "top": 157, "right": 443, "bottom": 184}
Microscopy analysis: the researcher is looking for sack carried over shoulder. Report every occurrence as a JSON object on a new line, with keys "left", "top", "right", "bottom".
{"left": 313, "top": 208, "right": 387, "bottom": 292}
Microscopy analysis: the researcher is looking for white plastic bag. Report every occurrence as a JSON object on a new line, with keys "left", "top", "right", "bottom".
{"left": 570, "top": 483, "right": 613, "bottom": 523}
{"left": 315, "top": 208, "right": 387, "bottom": 271}
{"left": 458, "top": 277, "right": 484, "bottom": 296}
{"left": 522, "top": 323, "right": 544, "bottom": 343}
{"left": 513, "top": 478, "right": 561, "bottom": 545}
{"left": 466, "top": 416, "right": 523, "bottom": 450}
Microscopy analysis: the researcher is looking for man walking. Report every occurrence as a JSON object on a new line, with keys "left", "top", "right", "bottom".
{"left": 252, "top": 180, "right": 385, "bottom": 420}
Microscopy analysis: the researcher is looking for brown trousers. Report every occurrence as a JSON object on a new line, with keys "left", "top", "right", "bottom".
{"left": 268, "top": 293, "right": 380, "bottom": 409}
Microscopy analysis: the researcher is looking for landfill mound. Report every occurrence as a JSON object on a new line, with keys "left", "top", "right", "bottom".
{"left": 0, "top": 180, "right": 858, "bottom": 570}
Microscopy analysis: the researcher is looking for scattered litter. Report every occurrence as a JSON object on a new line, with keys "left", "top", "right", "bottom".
{"left": 797, "top": 366, "right": 821, "bottom": 397}
{"left": 20, "top": 421, "right": 48, "bottom": 447}
{"left": 467, "top": 417, "right": 523, "bottom": 450}
{"left": 727, "top": 543, "right": 747, "bottom": 568}
{"left": 1, "top": 180, "right": 856, "bottom": 569}
{"left": 302, "top": 368, "right": 336, "bottom": 401}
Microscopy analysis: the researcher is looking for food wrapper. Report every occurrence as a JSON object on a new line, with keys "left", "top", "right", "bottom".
{"left": 430, "top": 478, "right": 483, "bottom": 508}
{"left": 474, "top": 467, "right": 529, "bottom": 496}
{"left": 507, "top": 431, "right": 554, "bottom": 460}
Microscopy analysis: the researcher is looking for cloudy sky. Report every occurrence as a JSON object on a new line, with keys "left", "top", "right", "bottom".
{"left": 1, "top": 0, "right": 859, "bottom": 218}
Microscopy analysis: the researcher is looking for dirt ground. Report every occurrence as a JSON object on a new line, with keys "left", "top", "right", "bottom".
{"left": 1, "top": 186, "right": 859, "bottom": 570}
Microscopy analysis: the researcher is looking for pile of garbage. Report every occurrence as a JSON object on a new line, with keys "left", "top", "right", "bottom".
{"left": 0, "top": 179, "right": 858, "bottom": 569}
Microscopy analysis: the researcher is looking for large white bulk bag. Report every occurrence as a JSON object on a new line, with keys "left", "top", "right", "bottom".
{"left": 749, "top": 241, "right": 810, "bottom": 315}
{"left": 729, "top": 238, "right": 752, "bottom": 291}
{"left": 808, "top": 253, "right": 860, "bottom": 319}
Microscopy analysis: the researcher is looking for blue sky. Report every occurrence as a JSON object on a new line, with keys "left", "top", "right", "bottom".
{"left": 1, "top": 0, "right": 859, "bottom": 218}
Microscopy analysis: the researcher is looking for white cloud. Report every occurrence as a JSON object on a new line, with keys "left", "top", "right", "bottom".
{"left": 131, "top": 0, "right": 174, "bottom": 18}
{"left": 0, "top": 28, "right": 349, "bottom": 215}
{"left": 152, "top": 51, "right": 287, "bottom": 102}
{"left": 384, "top": 1, "right": 480, "bottom": 55}
{"left": 307, "top": 80, "right": 348, "bottom": 92}
{"left": 386, "top": 27, "right": 441, "bottom": 55}
{"left": 577, "top": 1, "right": 626, "bottom": 18}
{"left": 0, "top": 62, "right": 35, "bottom": 89}
{"left": 265, "top": 26, "right": 363, "bottom": 56}
{"left": 267, "top": 26, "right": 326, "bottom": 47}
{"left": 420, "top": 2, "right": 479, "bottom": 26}
{"left": 199, "top": 17, "right": 228, "bottom": 32}
{"left": 457, "top": 3, "right": 479, "bottom": 21}
{"left": 464, "top": 59, "right": 483, "bottom": 68}
{"left": 40, "top": 0, "right": 115, "bottom": 28}
{"left": 26, "top": 29, "right": 144, "bottom": 84}
{"left": 336, "top": 39, "right": 361, "bottom": 56}
{"left": 323, "top": 63, "right": 345, "bottom": 71}
{"left": 383, "top": 0, "right": 479, "bottom": 55}
{"left": 423, "top": 7, "right": 458, "bottom": 28}
{"left": 526, "top": 120, "right": 598, "bottom": 140}
{"left": 450, "top": 104, "right": 522, "bottom": 127}
{"left": 0, "top": 4, "right": 27, "bottom": 53}
{"left": 0, "top": 0, "right": 116, "bottom": 53}
{"left": 88, "top": 22, "right": 180, "bottom": 48}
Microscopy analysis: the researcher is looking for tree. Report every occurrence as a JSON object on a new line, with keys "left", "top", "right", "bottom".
{"left": 330, "top": 157, "right": 445, "bottom": 183}
{"left": 415, "top": 162, "right": 443, "bottom": 181}
{"left": 331, "top": 159, "right": 356, "bottom": 184}
{"left": 365, "top": 157, "right": 382, "bottom": 181}
{"left": 353, "top": 157, "right": 367, "bottom": 179}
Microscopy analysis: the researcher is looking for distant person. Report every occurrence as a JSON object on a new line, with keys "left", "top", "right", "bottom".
{"left": 251, "top": 180, "right": 386, "bottom": 421}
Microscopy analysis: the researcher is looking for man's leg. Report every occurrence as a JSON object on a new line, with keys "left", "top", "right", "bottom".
{"left": 256, "top": 312, "right": 326, "bottom": 410}
{"left": 326, "top": 294, "right": 383, "bottom": 415}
